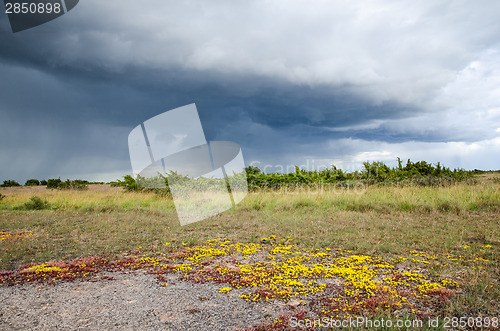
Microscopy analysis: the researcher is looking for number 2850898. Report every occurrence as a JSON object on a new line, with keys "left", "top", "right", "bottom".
{"left": 5, "top": 2, "right": 62, "bottom": 14}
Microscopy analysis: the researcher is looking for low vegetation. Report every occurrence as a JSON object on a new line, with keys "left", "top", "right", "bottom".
{"left": 110, "top": 159, "right": 478, "bottom": 195}
{"left": 246, "top": 159, "right": 476, "bottom": 191}
{"left": 14, "top": 196, "right": 51, "bottom": 211}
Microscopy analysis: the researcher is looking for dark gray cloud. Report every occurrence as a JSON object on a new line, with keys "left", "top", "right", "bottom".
{"left": 1, "top": 0, "right": 500, "bottom": 182}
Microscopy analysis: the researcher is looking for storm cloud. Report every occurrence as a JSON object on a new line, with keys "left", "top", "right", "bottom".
{"left": 1, "top": 0, "right": 499, "bottom": 182}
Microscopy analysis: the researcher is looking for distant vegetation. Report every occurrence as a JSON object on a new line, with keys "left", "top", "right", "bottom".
{"left": 0, "top": 178, "right": 100, "bottom": 190}
{"left": 0, "top": 158, "right": 490, "bottom": 193}
{"left": 246, "top": 158, "right": 475, "bottom": 190}
{"left": 1, "top": 180, "right": 20, "bottom": 187}
{"left": 111, "top": 158, "right": 478, "bottom": 194}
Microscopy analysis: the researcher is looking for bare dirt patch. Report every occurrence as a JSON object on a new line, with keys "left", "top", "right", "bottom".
{"left": 0, "top": 271, "right": 286, "bottom": 330}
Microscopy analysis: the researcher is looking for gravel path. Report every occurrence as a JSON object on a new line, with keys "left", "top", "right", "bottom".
{"left": 0, "top": 270, "right": 287, "bottom": 330}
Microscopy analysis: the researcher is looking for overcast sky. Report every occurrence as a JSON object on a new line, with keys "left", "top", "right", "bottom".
{"left": 1, "top": 0, "right": 500, "bottom": 183}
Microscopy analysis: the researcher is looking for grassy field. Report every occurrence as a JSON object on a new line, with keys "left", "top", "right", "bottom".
{"left": 1, "top": 173, "right": 498, "bottom": 328}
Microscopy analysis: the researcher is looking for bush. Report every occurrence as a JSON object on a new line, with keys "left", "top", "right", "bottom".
{"left": 40, "top": 180, "right": 47, "bottom": 185}
{"left": 112, "top": 175, "right": 174, "bottom": 199}
{"left": 69, "top": 179, "right": 90, "bottom": 189}
{"left": 25, "top": 179, "right": 40, "bottom": 186}
{"left": 20, "top": 196, "right": 51, "bottom": 210}
{"left": 1, "top": 180, "right": 20, "bottom": 187}
{"left": 46, "top": 178, "right": 88, "bottom": 190}
{"left": 46, "top": 178, "right": 62, "bottom": 189}
{"left": 112, "top": 175, "right": 141, "bottom": 191}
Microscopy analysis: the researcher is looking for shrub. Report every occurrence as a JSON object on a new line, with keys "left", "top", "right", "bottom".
{"left": 112, "top": 175, "right": 174, "bottom": 199}
{"left": 25, "top": 179, "right": 40, "bottom": 186}
{"left": 1, "top": 180, "right": 20, "bottom": 187}
{"left": 46, "top": 178, "right": 62, "bottom": 189}
{"left": 69, "top": 179, "right": 89, "bottom": 188}
{"left": 46, "top": 178, "right": 88, "bottom": 190}
{"left": 20, "top": 196, "right": 51, "bottom": 210}
{"left": 63, "top": 179, "right": 88, "bottom": 190}
{"left": 112, "top": 175, "right": 141, "bottom": 191}
{"left": 40, "top": 180, "right": 47, "bottom": 185}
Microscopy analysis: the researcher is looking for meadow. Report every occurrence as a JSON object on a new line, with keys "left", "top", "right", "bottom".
{"left": 0, "top": 170, "right": 498, "bottom": 329}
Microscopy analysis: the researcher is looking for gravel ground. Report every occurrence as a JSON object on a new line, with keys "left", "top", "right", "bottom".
{"left": 0, "top": 270, "right": 288, "bottom": 330}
